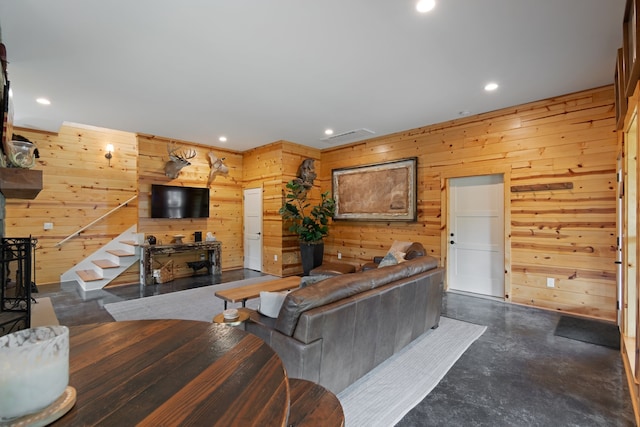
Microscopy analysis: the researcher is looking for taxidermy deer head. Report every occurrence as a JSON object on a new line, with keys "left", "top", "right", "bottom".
{"left": 164, "top": 143, "right": 196, "bottom": 179}
{"left": 207, "top": 151, "right": 229, "bottom": 186}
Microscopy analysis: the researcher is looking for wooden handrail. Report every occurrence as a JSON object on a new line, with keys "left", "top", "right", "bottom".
{"left": 55, "top": 195, "right": 138, "bottom": 247}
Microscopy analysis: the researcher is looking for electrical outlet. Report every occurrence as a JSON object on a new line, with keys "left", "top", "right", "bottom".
{"left": 546, "top": 277, "right": 555, "bottom": 288}
{"left": 274, "top": 254, "right": 278, "bottom": 261}
{"left": 337, "top": 252, "right": 342, "bottom": 260}
{"left": 43, "top": 222, "right": 53, "bottom": 230}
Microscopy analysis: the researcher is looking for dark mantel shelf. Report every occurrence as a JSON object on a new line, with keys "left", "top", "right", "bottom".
{"left": 0, "top": 168, "right": 43, "bottom": 199}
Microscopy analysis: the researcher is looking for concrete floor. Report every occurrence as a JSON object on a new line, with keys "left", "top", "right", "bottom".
{"left": 398, "top": 292, "right": 635, "bottom": 427}
{"left": 36, "top": 271, "right": 635, "bottom": 426}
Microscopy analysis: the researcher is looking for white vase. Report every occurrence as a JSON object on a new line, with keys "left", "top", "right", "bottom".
{"left": 0, "top": 325, "right": 69, "bottom": 420}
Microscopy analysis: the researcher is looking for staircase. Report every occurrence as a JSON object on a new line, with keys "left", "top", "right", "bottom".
{"left": 61, "top": 225, "right": 142, "bottom": 291}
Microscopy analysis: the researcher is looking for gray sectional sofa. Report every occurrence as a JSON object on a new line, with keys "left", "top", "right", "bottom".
{"left": 246, "top": 255, "right": 444, "bottom": 393}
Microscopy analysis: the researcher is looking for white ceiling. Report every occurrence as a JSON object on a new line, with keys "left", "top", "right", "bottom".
{"left": 0, "top": 0, "right": 627, "bottom": 152}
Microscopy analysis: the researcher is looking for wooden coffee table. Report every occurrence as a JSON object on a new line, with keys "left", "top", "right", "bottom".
{"left": 215, "top": 276, "right": 300, "bottom": 309}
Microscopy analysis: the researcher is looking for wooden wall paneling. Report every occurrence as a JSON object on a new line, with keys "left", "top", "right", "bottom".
{"left": 4, "top": 124, "right": 138, "bottom": 285}
{"left": 137, "top": 134, "right": 244, "bottom": 279}
{"left": 280, "top": 143, "right": 321, "bottom": 275}
{"left": 320, "top": 86, "right": 618, "bottom": 321}
{"left": 242, "top": 142, "right": 285, "bottom": 276}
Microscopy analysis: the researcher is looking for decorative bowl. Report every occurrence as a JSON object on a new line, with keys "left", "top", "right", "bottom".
{"left": 5, "top": 140, "right": 37, "bottom": 168}
{"left": 0, "top": 326, "right": 69, "bottom": 420}
{"left": 223, "top": 309, "right": 239, "bottom": 320}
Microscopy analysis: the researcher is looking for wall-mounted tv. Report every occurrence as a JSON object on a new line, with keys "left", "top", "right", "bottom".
{"left": 151, "top": 184, "right": 210, "bottom": 219}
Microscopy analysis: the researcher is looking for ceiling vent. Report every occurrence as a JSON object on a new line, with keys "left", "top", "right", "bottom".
{"left": 321, "top": 128, "right": 375, "bottom": 144}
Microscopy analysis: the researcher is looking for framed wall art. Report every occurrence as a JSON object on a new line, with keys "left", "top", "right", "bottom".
{"left": 624, "top": 0, "right": 640, "bottom": 97}
{"left": 332, "top": 157, "right": 417, "bottom": 221}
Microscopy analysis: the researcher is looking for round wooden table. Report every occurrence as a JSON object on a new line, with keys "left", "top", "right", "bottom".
{"left": 53, "top": 320, "right": 290, "bottom": 426}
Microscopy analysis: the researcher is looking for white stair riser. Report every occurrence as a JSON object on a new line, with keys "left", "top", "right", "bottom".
{"left": 60, "top": 226, "right": 142, "bottom": 290}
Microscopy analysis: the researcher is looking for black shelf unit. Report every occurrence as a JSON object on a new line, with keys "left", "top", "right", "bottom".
{"left": 0, "top": 237, "right": 35, "bottom": 336}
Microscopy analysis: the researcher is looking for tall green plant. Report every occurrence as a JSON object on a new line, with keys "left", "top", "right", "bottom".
{"left": 279, "top": 180, "right": 336, "bottom": 243}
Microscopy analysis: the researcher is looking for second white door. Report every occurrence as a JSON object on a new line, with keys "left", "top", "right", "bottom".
{"left": 448, "top": 174, "right": 505, "bottom": 298}
{"left": 243, "top": 188, "right": 262, "bottom": 271}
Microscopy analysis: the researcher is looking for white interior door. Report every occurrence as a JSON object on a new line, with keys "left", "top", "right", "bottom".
{"left": 243, "top": 188, "right": 262, "bottom": 271}
{"left": 448, "top": 174, "right": 505, "bottom": 298}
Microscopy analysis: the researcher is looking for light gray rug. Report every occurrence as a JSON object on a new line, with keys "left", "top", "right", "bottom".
{"left": 104, "top": 275, "right": 277, "bottom": 322}
{"left": 104, "top": 277, "right": 485, "bottom": 427}
{"left": 338, "top": 316, "right": 486, "bottom": 427}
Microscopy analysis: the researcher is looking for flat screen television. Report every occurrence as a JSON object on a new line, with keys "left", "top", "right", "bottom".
{"left": 151, "top": 184, "right": 210, "bottom": 219}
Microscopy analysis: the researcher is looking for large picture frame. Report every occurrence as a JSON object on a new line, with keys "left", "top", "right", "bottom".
{"left": 624, "top": 0, "right": 640, "bottom": 97}
{"left": 332, "top": 157, "right": 417, "bottom": 221}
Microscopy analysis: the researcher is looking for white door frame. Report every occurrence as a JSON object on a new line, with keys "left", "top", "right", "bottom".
{"left": 441, "top": 167, "right": 511, "bottom": 300}
{"left": 243, "top": 187, "right": 263, "bottom": 271}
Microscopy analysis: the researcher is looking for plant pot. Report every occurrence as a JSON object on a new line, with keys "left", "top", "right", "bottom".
{"left": 300, "top": 242, "right": 324, "bottom": 276}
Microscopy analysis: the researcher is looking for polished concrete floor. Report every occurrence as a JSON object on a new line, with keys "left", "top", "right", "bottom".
{"left": 36, "top": 272, "right": 635, "bottom": 426}
{"left": 399, "top": 292, "right": 635, "bottom": 427}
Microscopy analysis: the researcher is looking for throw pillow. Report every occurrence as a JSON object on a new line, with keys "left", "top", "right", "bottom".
{"left": 391, "top": 249, "right": 407, "bottom": 263}
{"left": 404, "top": 242, "right": 425, "bottom": 260}
{"left": 378, "top": 251, "right": 399, "bottom": 268}
{"left": 259, "top": 291, "right": 289, "bottom": 318}
{"left": 389, "top": 240, "right": 412, "bottom": 253}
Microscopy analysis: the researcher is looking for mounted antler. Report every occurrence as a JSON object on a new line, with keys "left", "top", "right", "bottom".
{"left": 207, "top": 151, "right": 229, "bottom": 186}
{"left": 164, "top": 143, "right": 196, "bottom": 179}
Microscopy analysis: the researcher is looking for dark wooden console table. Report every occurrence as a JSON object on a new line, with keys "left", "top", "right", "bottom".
{"left": 140, "top": 241, "right": 221, "bottom": 286}
{"left": 54, "top": 320, "right": 289, "bottom": 426}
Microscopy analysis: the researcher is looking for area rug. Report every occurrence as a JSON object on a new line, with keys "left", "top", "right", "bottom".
{"left": 31, "top": 297, "right": 60, "bottom": 327}
{"left": 338, "top": 317, "right": 486, "bottom": 427}
{"left": 104, "top": 275, "right": 277, "bottom": 322}
{"left": 554, "top": 315, "right": 620, "bottom": 350}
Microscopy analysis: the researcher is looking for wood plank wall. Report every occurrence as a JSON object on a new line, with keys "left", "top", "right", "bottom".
{"left": 242, "top": 141, "right": 320, "bottom": 277}
{"left": 320, "top": 86, "right": 618, "bottom": 321}
{"left": 4, "top": 123, "right": 138, "bottom": 285}
{"left": 137, "top": 134, "right": 244, "bottom": 280}
{"left": 3, "top": 86, "right": 618, "bottom": 321}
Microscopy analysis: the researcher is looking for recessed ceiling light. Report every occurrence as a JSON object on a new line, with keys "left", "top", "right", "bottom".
{"left": 484, "top": 82, "right": 499, "bottom": 92}
{"left": 459, "top": 111, "right": 471, "bottom": 116}
{"left": 324, "top": 129, "right": 334, "bottom": 136}
{"left": 219, "top": 136, "right": 227, "bottom": 143}
{"left": 416, "top": 0, "right": 436, "bottom": 13}
{"left": 36, "top": 97, "right": 51, "bottom": 105}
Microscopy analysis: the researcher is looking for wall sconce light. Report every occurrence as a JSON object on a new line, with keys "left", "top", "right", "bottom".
{"left": 105, "top": 144, "right": 114, "bottom": 166}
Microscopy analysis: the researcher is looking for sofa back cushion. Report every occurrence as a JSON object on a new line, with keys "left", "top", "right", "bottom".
{"left": 274, "top": 255, "right": 439, "bottom": 336}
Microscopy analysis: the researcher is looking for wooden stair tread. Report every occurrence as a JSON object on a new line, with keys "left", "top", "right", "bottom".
{"left": 119, "top": 240, "right": 139, "bottom": 246}
{"left": 77, "top": 270, "right": 102, "bottom": 282}
{"left": 92, "top": 259, "right": 119, "bottom": 269}
{"left": 106, "top": 249, "right": 134, "bottom": 257}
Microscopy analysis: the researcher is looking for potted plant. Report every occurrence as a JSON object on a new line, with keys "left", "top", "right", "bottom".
{"left": 279, "top": 179, "right": 336, "bottom": 275}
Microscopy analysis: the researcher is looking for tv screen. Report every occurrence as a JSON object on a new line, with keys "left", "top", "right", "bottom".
{"left": 151, "top": 184, "right": 210, "bottom": 219}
